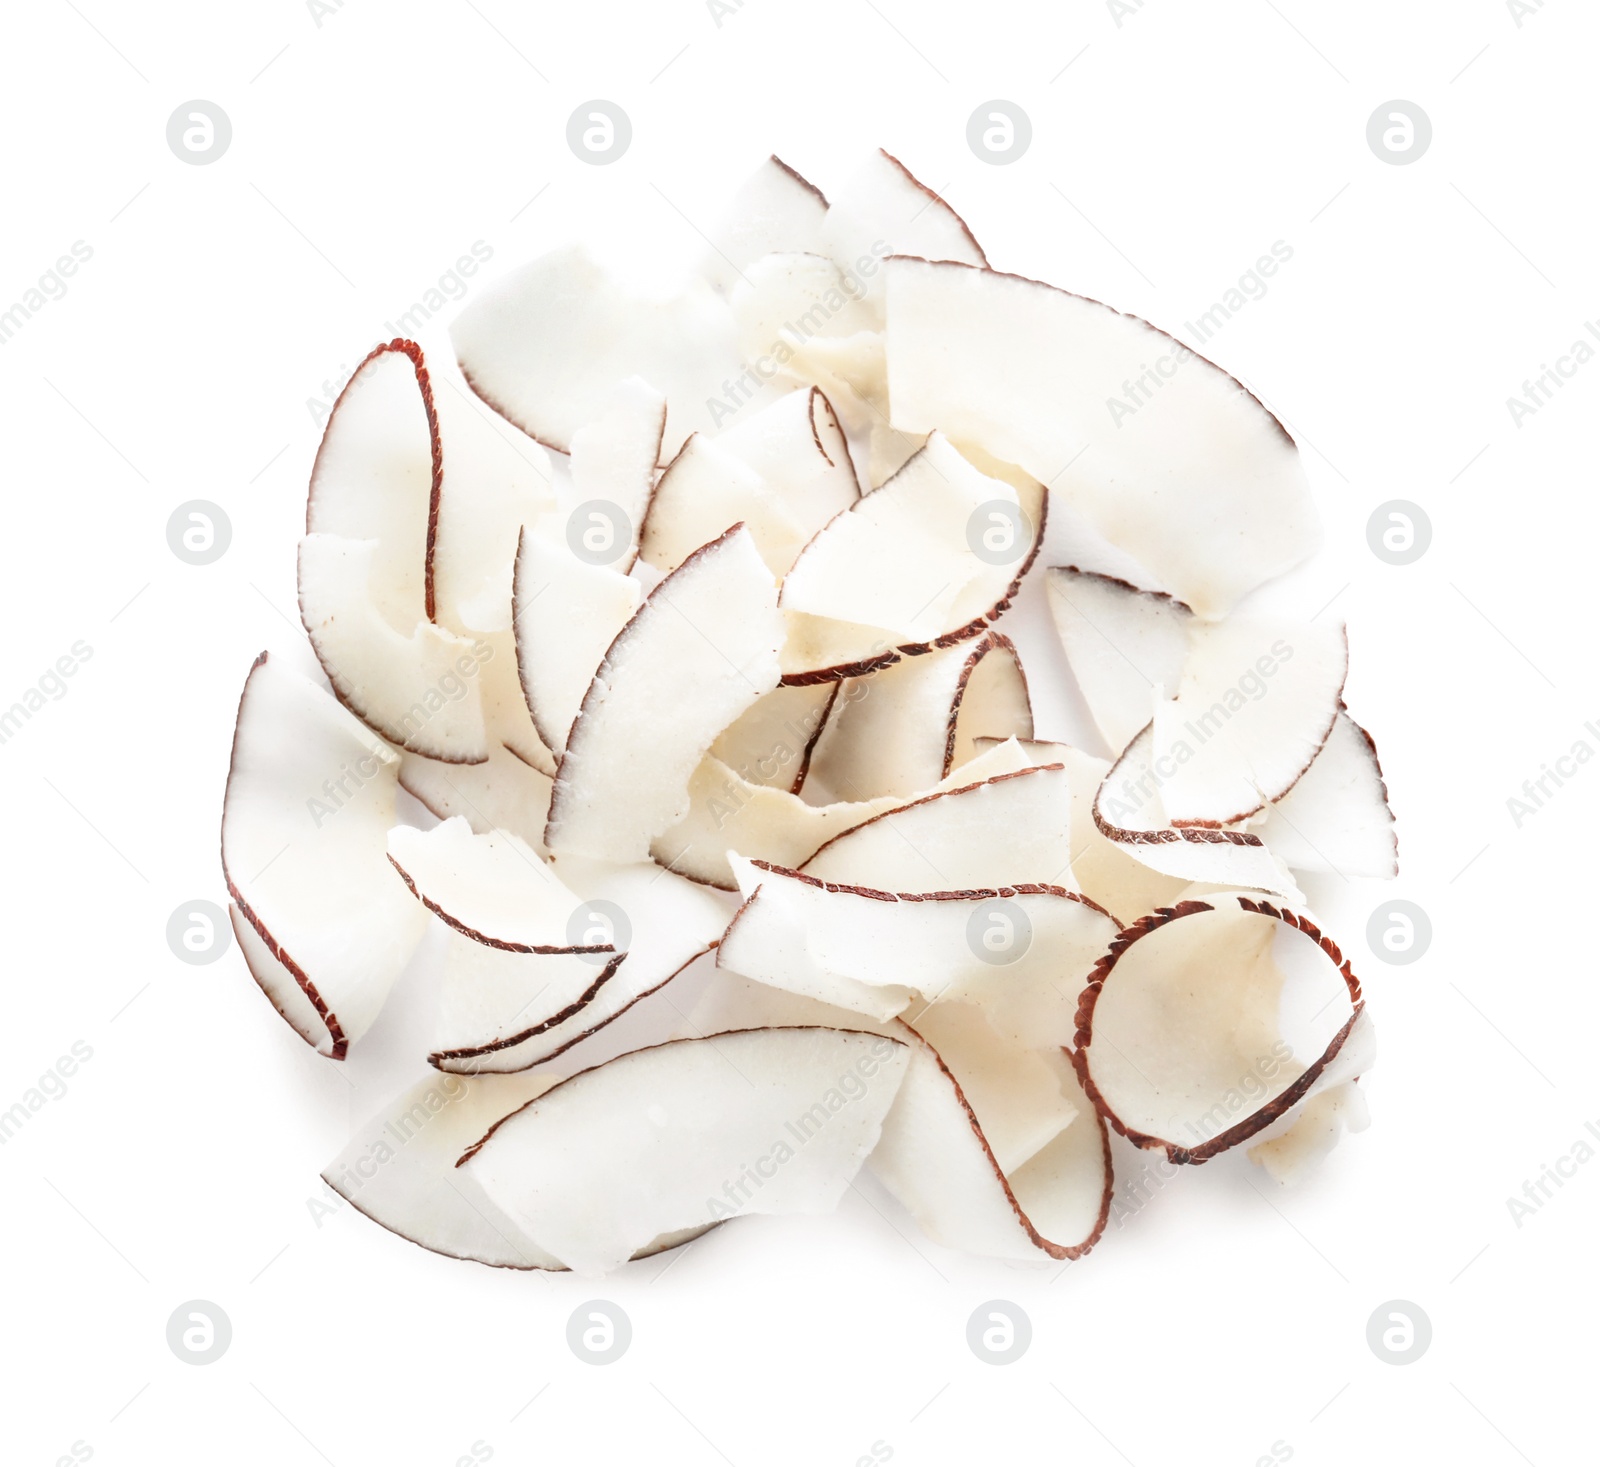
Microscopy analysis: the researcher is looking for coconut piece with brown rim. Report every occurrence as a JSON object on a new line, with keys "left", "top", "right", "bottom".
{"left": 802, "top": 632, "right": 1032, "bottom": 803}
{"left": 222, "top": 654, "right": 429, "bottom": 1058}
{"left": 545, "top": 524, "right": 784, "bottom": 863}
{"left": 298, "top": 341, "right": 493, "bottom": 762}
{"left": 1071, "top": 895, "right": 1374, "bottom": 1164}
{"left": 459, "top": 1027, "right": 910, "bottom": 1275}
{"left": 885, "top": 256, "right": 1319, "bottom": 618}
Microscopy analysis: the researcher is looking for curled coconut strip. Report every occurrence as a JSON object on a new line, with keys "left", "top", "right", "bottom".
{"left": 1071, "top": 896, "right": 1371, "bottom": 1164}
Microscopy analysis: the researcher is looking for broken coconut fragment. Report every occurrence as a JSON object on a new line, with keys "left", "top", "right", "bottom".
{"left": 222, "top": 653, "right": 428, "bottom": 1057}
{"left": 459, "top": 1027, "right": 909, "bottom": 1274}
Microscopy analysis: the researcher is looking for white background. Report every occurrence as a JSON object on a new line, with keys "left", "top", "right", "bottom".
{"left": 1, "top": 1, "right": 1594, "bottom": 1463}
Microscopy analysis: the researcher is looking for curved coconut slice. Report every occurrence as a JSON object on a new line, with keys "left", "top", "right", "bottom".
{"left": 298, "top": 536, "right": 491, "bottom": 763}
{"left": 704, "top": 154, "right": 828, "bottom": 294}
{"left": 820, "top": 150, "right": 987, "bottom": 318}
{"left": 1152, "top": 618, "right": 1348, "bottom": 827}
{"left": 229, "top": 902, "right": 332, "bottom": 1053}
{"left": 1071, "top": 896, "right": 1371, "bottom": 1163}
{"left": 512, "top": 527, "right": 642, "bottom": 757}
{"left": 908, "top": 1002, "right": 1078, "bottom": 1173}
{"left": 710, "top": 683, "right": 838, "bottom": 793}
{"left": 713, "top": 386, "right": 860, "bottom": 527}
{"left": 566, "top": 377, "right": 666, "bottom": 571}
{"left": 718, "top": 857, "right": 1114, "bottom": 1023}
{"left": 546, "top": 525, "right": 784, "bottom": 863}
{"left": 459, "top": 1027, "right": 909, "bottom": 1275}
{"left": 781, "top": 433, "right": 1024, "bottom": 647}
{"left": 802, "top": 764, "right": 1075, "bottom": 894}
{"left": 428, "top": 375, "right": 557, "bottom": 635}
{"left": 398, "top": 744, "right": 552, "bottom": 854}
{"left": 653, "top": 736, "right": 1033, "bottom": 891}
{"left": 326, "top": 1069, "right": 564, "bottom": 1269}
{"left": 684, "top": 973, "right": 1112, "bottom": 1262}
{"left": 970, "top": 736, "right": 1189, "bottom": 923}
{"left": 1092, "top": 724, "right": 1304, "bottom": 902}
{"left": 222, "top": 654, "right": 429, "bottom": 1058}
{"left": 453, "top": 244, "right": 768, "bottom": 457}
{"left": 1045, "top": 567, "right": 1192, "bottom": 755}
{"left": 1247, "top": 1079, "right": 1370, "bottom": 1185}
{"left": 322, "top": 1070, "right": 713, "bottom": 1268}
{"left": 429, "top": 931, "right": 624, "bottom": 1068}
{"left": 305, "top": 340, "right": 437, "bottom": 622}
{"left": 638, "top": 433, "right": 805, "bottom": 577}
{"left": 386, "top": 819, "right": 600, "bottom": 953}
{"left": 804, "top": 632, "right": 1032, "bottom": 803}
{"left": 1258, "top": 711, "right": 1397, "bottom": 877}
{"left": 438, "top": 856, "right": 732, "bottom": 1073}
{"left": 884, "top": 257, "right": 1318, "bottom": 617}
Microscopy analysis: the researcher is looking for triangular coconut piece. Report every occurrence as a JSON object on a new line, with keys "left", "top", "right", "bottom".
{"left": 452, "top": 243, "right": 771, "bottom": 457}
{"left": 398, "top": 744, "right": 552, "bottom": 855}
{"left": 1151, "top": 617, "right": 1348, "bottom": 826}
{"left": 802, "top": 764, "right": 1076, "bottom": 895}
{"left": 546, "top": 525, "right": 784, "bottom": 863}
{"left": 710, "top": 682, "right": 838, "bottom": 793}
{"left": 781, "top": 433, "right": 1023, "bottom": 647}
{"left": 703, "top": 154, "right": 829, "bottom": 294}
{"left": 323, "top": 1070, "right": 713, "bottom": 1268}
{"left": 653, "top": 737, "right": 1033, "bottom": 891}
{"left": 437, "top": 856, "right": 732, "bottom": 1073}
{"left": 566, "top": 376, "right": 666, "bottom": 571}
{"left": 1258, "top": 710, "right": 1397, "bottom": 877}
{"left": 638, "top": 433, "right": 807, "bottom": 577}
{"left": 222, "top": 654, "right": 429, "bottom": 1058}
{"left": 718, "top": 856, "right": 1114, "bottom": 1023}
{"left": 686, "top": 975, "right": 1111, "bottom": 1262}
{"left": 512, "top": 526, "right": 642, "bottom": 757}
{"left": 803, "top": 632, "right": 1032, "bottom": 803}
{"left": 884, "top": 257, "right": 1319, "bottom": 617}
{"left": 1045, "top": 567, "right": 1193, "bottom": 755}
{"left": 459, "top": 1027, "right": 909, "bottom": 1275}
{"left": 819, "top": 150, "right": 987, "bottom": 319}
{"left": 1092, "top": 724, "right": 1305, "bottom": 903}
{"left": 1071, "top": 895, "right": 1373, "bottom": 1163}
